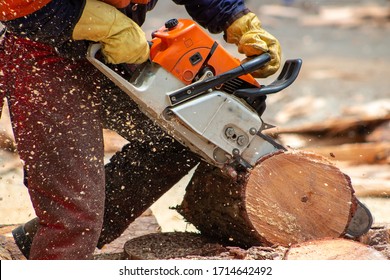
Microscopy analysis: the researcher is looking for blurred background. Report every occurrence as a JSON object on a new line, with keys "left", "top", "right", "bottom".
{"left": 1, "top": 0, "right": 389, "bottom": 235}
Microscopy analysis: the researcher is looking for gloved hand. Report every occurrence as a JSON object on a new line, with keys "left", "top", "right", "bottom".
{"left": 225, "top": 12, "right": 281, "bottom": 78}
{"left": 72, "top": 0, "right": 149, "bottom": 64}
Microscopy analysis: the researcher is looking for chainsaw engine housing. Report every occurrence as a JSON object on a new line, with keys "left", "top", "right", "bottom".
{"left": 150, "top": 18, "right": 260, "bottom": 90}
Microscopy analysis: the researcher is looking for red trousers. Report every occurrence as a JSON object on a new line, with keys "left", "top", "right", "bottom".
{"left": 1, "top": 35, "right": 106, "bottom": 259}
{"left": 1, "top": 33, "right": 199, "bottom": 259}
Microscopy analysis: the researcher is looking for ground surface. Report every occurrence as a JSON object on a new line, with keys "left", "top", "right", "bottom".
{"left": 0, "top": 0, "right": 389, "bottom": 259}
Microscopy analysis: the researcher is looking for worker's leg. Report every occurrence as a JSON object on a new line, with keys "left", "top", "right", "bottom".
{"left": 97, "top": 82, "right": 201, "bottom": 246}
{"left": 7, "top": 37, "right": 106, "bottom": 259}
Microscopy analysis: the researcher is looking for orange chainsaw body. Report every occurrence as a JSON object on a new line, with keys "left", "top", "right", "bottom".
{"left": 150, "top": 18, "right": 260, "bottom": 88}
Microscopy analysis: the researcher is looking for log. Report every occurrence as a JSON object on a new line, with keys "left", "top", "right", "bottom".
{"left": 304, "top": 142, "right": 390, "bottom": 165}
{"left": 366, "top": 120, "right": 390, "bottom": 142}
{"left": 124, "top": 232, "right": 227, "bottom": 260}
{"left": 0, "top": 245, "right": 12, "bottom": 260}
{"left": 0, "top": 225, "right": 26, "bottom": 260}
{"left": 337, "top": 164, "right": 390, "bottom": 198}
{"left": 285, "top": 238, "right": 387, "bottom": 260}
{"left": 300, "top": 5, "right": 390, "bottom": 28}
{"left": 179, "top": 150, "right": 357, "bottom": 247}
{"left": 359, "top": 224, "right": 390, "bottom": 259}
{"left": 123, "top": 232, "right": 287, "bottom": 260}
{"left": 123, "top": 233, "right": 389, "bottom": 260}
{"left": 271, "top": 114, "right": 390, "bottom": 139}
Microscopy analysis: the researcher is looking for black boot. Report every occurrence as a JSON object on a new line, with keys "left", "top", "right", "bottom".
{"left": 12, "top": 217, "right": 39, "bottom": 259}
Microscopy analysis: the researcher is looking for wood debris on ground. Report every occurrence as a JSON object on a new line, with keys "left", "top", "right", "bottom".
{"left": 2, "top": 225, "right": 389, "bottom": 260}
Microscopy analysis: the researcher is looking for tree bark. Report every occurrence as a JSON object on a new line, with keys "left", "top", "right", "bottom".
{"left": 179, "top": 150, "right": 357, "bottom": 247}
{"left": 124, "top": 232, "right": 227, "bottom": 260}
{"left": 123, "top": 232, "right": 286, "bottom": 260}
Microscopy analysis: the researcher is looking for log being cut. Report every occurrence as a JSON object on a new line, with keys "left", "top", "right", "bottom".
{"left": 179, "top": 150, "right": 360, "bottom": 247}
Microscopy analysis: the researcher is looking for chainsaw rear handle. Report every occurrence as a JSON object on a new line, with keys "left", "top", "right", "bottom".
{"left": 168, "top": 53, "right": 272, "bottom": 105}
{"left": 234, "top": 58, "right": 302, "bottom": 98}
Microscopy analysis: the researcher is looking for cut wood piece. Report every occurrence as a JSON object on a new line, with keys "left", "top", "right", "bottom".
{"left": 179, "top": 150, "right": 357, "bottom": 247}
{"left": 360, "top": 225, "right": 390, "bottom": 247}
{"left": 300, "top": 5, "right": 390, "bottom": 28}
{"left": 0, "top": 225, "right": 26, "bottom": 260}
{"left": 276, "top": 133, "right": 359, "bottom": 150}
{"left": 351, "top": 179, "right": 390, "bottom": 197}
{"left": 123, "top": 232, "right": 288, "bottom": 260}
{"left": 0, "top": 245, "right": 12, "bottom": 260}
{"left": 123, "top": 232, "right": 227, "bottom": 260}
{"left": 359, "top": 225, "right": 390, "bottom": 259}
{"left": 366, "top": 120, "right": 390, "bottom": 142}
{"left": 285, "top": 238, "right": 388, "bottom": 260}
{"left": 304, "top": 142, "right": 390, "bottom": 165}
{"left": 260, "top": 5, "right": 304, "bottom": 19}
{"left": 337, "top": 164, "right": 390, "bottom": 197}
{"left": 245, "top": 151, "right": 355, "bottom": 246}
{"left": 271, "top": 115, "right": 390, "bottom": 139}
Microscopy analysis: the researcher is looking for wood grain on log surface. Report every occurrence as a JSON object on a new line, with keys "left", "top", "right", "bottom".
{"left": 179, "top": 150, "right": 357, "bottom": 247}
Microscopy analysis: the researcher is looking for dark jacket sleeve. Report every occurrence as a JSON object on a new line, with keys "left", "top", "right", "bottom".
{"left": 172, "top": 0, "right": 249, "bottom": 34}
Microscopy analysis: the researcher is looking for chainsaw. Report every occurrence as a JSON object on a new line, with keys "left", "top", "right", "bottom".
{"left": 87, "top": 18, "right": 372, "bottom": 237}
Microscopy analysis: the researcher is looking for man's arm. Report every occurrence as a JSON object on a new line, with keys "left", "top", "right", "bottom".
{"left": 172, "top": 0, "right": 248, "bottom": 34}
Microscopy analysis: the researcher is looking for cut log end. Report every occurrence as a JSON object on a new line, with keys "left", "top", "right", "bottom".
{"left": 245, "top": 150, "right": 355, "bottom": 246}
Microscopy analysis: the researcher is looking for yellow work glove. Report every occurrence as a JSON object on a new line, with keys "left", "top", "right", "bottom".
{"left": 72, "top": 0, "right": 149, "bottom": 64}
{"left": 226, "top": 12, "right": 281, "bottom": 78}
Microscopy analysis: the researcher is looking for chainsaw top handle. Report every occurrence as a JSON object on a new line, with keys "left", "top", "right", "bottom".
{"left": 168, "top": 53, "right": 270, "bottom": 106}
{"left": 234, "top": 58, "right": 302, "bottom": 98}
{"left": 168, "top": 53, "right": 302, "bottom": 106}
